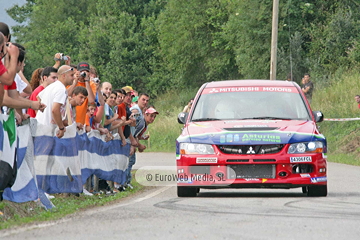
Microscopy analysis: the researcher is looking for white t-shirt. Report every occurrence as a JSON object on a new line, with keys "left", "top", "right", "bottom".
{"left": 36, "top": 80, "right": 67, "bottom": 125}
{"left": 15, "top": 73, "right": 28, "bottom": 93}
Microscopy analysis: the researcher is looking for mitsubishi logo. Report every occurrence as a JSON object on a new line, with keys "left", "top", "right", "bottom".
{"left": 246, "top": 146, "right": 255, "bottom": 154}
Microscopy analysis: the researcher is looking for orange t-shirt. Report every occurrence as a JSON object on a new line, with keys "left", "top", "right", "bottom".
{"left": 67, "top": 81, "right": 97, "bottom": 124}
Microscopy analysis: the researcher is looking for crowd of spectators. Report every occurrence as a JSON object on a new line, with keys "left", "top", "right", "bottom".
{"left": 0, "top": 22, "right": 159, "bottom": 197}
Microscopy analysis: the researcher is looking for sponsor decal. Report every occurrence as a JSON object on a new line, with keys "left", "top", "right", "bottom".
{"left": 203, "top": 87, "right": 296, "bottom": 94}
{"left": 311, "top": 176, "right": 327, "bottom": 183}
{"left": 220, "top": 135, "right": 226, "bottom": 143}
{"left": 290, "top": 156, "right": 312, "bottom": 163}
{"left": 196, "top": 157, "right": 218, "bottom": 163}
{"left": 227, "top": 134, "right": 233, "bottom": 142}
{"left": 176, "top": 154, "right": 181, "bottom": 160}
{"left": 244, "top": 178, "right": 260, "bottom": 181}
{"left": 300, "top": 174, "right": 311, "bottom": 178}
{"left": 262, "top": 179, "right": 268, "bottom": 183}
{"left": 234, "top": 134, "right": 240, "bottom": 142}
{"left": 242, "top": 134, "right": 281, "bottom": 143}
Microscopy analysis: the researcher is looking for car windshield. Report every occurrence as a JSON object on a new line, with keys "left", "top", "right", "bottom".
{"left": 191, "top": 90, "right": 311, "bottom": 121}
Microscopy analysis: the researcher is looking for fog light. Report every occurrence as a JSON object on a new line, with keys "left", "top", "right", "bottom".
{"left": 319, "top": 168, "right": 326, "bottom": 173}
{"left": 279, "top": 171, "right": 288, "bottom": 177}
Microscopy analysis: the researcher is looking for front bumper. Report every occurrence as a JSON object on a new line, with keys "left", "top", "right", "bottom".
{"left": 176, "top": 153, "right": 327, "bottom": 188}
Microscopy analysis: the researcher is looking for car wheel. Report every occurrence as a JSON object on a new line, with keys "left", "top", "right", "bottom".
{"left": 302, "top": 186, "right": 308, "bottom": 194}
{"left": 307, "top": 185, "right": 327, "bottom": 197}
{"left": 177, "top": 186, "right": 198, "bottom": 197}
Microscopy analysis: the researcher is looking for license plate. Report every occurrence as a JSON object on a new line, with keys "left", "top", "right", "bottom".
{"left": 290, "top": 156, "right": 312, "bottom": 163}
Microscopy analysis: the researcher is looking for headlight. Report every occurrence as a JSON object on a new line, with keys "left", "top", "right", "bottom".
{"left": 288, "top": 141, "right": 324, "bottom": 154}
{"left": 180, "top": 143, "right": 215, "bottom": 154}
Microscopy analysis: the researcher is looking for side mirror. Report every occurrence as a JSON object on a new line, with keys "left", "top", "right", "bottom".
{"left": 312, "top": 111, "right": 324, "bottom": 123}
{"left": 177, "top": 112, "right": 188, "bottom": 124}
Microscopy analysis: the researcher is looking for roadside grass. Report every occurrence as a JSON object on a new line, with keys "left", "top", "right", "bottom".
{"left": 0, "top": 181, "right": 145, "bottom": 230}
{"left": 312, "top": 69, "right": 360, "bottom": 163}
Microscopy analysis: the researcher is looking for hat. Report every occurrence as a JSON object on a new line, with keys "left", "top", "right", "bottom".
{"left": 132, "top": 96, "right": 139, "bottom": 102}
{"left": 77, "top": 62, "right": 90, "bottom": 72}
{"left": 122, "top": 86, "right": 135, "bottom": 95}
{"left": 125, "top": 86, "right": 133, "bottom": 90}
{"left": 145, "top": 107, "right": 159, "bottom": 115}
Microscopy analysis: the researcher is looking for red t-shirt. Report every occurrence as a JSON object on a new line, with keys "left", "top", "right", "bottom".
{"left": 117, "top": 103, "right": 127, "bottom": 131}
{"left": 27, "top": 85, "right": 45, "bottom": 117}
{"left": 0, "top": 61, "right": 6, "bottom": 76}
{"left": 3, "top": 80, "right": 16, "bottom": 90}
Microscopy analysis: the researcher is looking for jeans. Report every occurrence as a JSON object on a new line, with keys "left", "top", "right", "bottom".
{"left": 126, "top": 153, "right": 136, "bottom": 184}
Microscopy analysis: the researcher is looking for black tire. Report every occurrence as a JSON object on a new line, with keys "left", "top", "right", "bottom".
{"left": 307, "top": 185, "right": 327, "bottom": 197}
{"left": 302, "top": 186, "right": 308, "bottom": 194}
{"left": 177, "top": 186, "right": 198, "bottom": 197}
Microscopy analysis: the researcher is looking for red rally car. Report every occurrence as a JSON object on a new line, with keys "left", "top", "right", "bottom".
{"left": 176, "top": 80, "right": 327, "bottom": 197}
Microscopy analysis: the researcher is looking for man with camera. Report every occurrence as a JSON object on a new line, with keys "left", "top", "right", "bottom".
{"left": 0, "top": 31, "right": 19, "bottom": 107}
{"left": 66, "top": 62, "right": 96, "bottom": 125}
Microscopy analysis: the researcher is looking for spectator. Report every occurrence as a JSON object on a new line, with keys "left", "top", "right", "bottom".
{"left": 85, "top": 102, "right": 111, "bottom": 140}
{"left": 121, "top": 86, "right": 137, "bottom": 147}
{"left": 36, "top": 65, "right": 75, "bottom": 138}
{"left": 126, "top": 93, "right": 150, "bottom": 189}
{"left": 2, "top": 43, "right": 45, "bottom": 123}
{"left": 355, "top": 95, "right": 360, "bottom": 109}
{"left": 53, "top": 52, "right": 71, "bottom": 69}
{"left": 182, "top": 98, "right": 194, "bottom": 113}
{"left": 28, "top": 67, "right": 58, "bottom": 118}
{"left": 104, "top": 91, "right": 123, "bottom": 134}
{"left": 125, "top": 106, "right": 159, "bottom": 188}
{"left": 1, "top": 23, "right": 31, "bottom": 98}
{"left": 101, "top": 82, "right": 112, "bottom": 98}
{"left": 0, "top": 32, "right": 19, "bottom": 106}
{"left": 301, "top": 73, "right": 314, "bottom": 102}
{"left": 131, "top": 96, "right": 138, "bottom": 108}
{"left": 67, "top": 62, "right": 96, "bottom": 125}
{"left": 64, "top": 86, "right": 88, "bottom": 129}
{"left": 29, "top": 68, "right": 44, "bottom": 93}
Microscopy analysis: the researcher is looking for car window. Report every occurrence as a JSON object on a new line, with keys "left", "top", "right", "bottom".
{"left": 191, "top": 90, "right": 311, "bottom": 121}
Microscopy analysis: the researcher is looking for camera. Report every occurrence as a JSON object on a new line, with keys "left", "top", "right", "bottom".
{"left": 80, "top": 72, "right": 86, "bottom": 78}
{"left": 131, "top": 113, "right": 141, "bottom": 119}
{"left": 92, "top": 78, "right": 100, "bottom": 84}
{"left": 59, "top": 53, "right": 68, "bottom": 61}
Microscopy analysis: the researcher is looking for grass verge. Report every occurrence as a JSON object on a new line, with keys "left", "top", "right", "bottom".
{"left": 0, "top": 181, "right": 146, "bottom": 230}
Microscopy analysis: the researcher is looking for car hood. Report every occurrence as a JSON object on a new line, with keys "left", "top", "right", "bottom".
{"left": 177, "top": 120, "right": 325, "bottom": 145}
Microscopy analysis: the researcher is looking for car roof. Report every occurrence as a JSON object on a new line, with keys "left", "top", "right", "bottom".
{"left": 205, "top": 79, "right": 297, "bottom": 88}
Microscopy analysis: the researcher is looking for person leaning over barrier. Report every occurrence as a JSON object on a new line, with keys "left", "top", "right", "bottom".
{"left": 36, "top": 65, "right": 75, "bottom": 138}
{"left": 0, "top": 32, "right": 19, "bottom": 107}
{"left": 64, "top": 86, "right": 88, "bottom": 130}
{"left": 66, "top": 62, "right": 96, "bottom": 125}
{"left": 2, "top": 43, "right": 45, "bottom": 123}
{"left": 27, "top": 66, "right": 58, "bottom": 118}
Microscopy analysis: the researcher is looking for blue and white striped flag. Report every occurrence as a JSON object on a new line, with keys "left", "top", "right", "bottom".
{"left": 79, "top": 130, "right": 130, "bottom": 185}
{"left": 3, "top": 123, "right": 39, "bottom": 202}
{"left": 34, "top": 122, "right": 82, "bottom": 194}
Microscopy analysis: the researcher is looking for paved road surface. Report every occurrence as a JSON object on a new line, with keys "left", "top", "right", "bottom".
{"left": 1, "top": 152, "right": 360, "bottom": 239}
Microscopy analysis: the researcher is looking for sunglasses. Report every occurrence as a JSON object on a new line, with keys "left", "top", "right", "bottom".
{"left": 61, "top": 67, "right": 74, "bottom": 75}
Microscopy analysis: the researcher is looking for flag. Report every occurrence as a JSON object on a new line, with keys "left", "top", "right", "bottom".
{"left": 0, "top": 111, "right": 17, "bottom": 197}
{"left": 3, "top": 123, "right": 39, "bottom": 202}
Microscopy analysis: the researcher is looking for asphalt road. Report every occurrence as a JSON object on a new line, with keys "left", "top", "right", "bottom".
{"left": 1, "top": 152, "right": 360, "bottom": 239}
